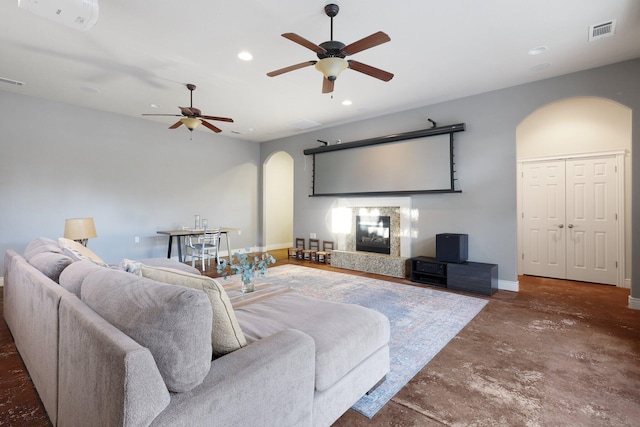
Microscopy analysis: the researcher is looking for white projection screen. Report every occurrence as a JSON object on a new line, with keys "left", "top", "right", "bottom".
{"left": 312, "top": 133, "right": 454, "bottom": 195}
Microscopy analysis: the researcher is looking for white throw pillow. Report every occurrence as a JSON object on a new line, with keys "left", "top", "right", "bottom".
{"left": 58, "top": 237, "right": 107, "bottom": 267}
{"left": 141, "top": 265, "right": 247, "bottom": 357}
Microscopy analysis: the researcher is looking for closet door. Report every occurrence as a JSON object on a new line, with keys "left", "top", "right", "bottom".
{"left": 522, "top": 160, "right": 567, "bottom": 279}
{"left": 521, "top": 156, "right": 618, "bottom": 285}
{"left": 565, "top": 157, "right": 617, "bottom": 285}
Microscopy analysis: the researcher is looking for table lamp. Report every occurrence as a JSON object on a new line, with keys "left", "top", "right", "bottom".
{"left": 64, "top": 217, "right": 97, "bottom": 246}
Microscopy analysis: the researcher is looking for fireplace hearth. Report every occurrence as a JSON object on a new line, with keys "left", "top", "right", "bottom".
{"left": 356, "top": 215, "right": 391, "bottom": 255}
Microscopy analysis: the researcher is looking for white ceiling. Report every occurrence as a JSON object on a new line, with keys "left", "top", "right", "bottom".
{"left": 1, "top": 0, "right": 639, "bottom": 143}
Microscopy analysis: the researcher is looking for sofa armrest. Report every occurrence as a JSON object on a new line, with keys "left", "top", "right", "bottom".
{"left": 3, "top": 249, "right": 68, "bottom": 425}
{"left": 151, "top": 329, "right": 316, "bottom": 427}
{"left": 58, "top": 294, "right": 171, "bottom": 427}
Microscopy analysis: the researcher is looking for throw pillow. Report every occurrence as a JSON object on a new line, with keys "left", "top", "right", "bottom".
{"left": 141, "top": 265, "right": 247, "bottom": 358}
{"left": 23, "top": 237, "right": 63, "bottom": 262}
{"left": 27, "top": 251, "right": 74, "bottom": 283}
{"left": 119, "top": 258, "right": 142, "bottom": 276}
{"left": 58, "top": 237, "right": 107, "bottom": 267}
{"left": 81, "top": 268, "right": 212, "bottom": 393}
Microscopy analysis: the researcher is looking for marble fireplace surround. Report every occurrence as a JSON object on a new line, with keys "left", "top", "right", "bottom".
{"left": 332, "top": 197, "right": 412, "bottom": 278}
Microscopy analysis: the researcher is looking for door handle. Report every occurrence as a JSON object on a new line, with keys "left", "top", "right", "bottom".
{"left": 555, "top": 224, "right": 564, "bottom": 229}
{"left": 567, "top": 224, "right": 574, "bottom": 229}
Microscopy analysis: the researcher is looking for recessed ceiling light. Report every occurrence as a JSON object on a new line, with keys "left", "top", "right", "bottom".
{"left": 238, "top": 51, "right": 253, "bottom": 61}
{"left": 528, "top": 46, "right": 548, "bottom": 55}
{"left": 342, "top": 100, "right": 352, "bottom": 106}
{"left": 150, "top": 103, "right": 160, "bottom": 109}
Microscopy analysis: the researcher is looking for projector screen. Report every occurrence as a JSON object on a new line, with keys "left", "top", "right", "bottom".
{"left": 309, "top": 132, "right": 458, "bottom": 196}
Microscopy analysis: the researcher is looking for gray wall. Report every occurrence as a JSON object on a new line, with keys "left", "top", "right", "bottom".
{"left": 260, "top": 58, "right": 639, "bottom": 295}
{"left": 0, "top": 91, "right": 260, "bottom": 272}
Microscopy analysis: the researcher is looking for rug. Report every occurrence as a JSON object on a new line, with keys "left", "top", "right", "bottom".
{"left": 232, "top": 264, "right": 489, "bottom": 418}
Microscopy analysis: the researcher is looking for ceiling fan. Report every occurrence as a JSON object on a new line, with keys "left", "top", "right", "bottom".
{"left": 142, "top": 84, "right": 234, "bottom": 133}
{"left": 267, "top": 3, "right": 393, "bottom": 94}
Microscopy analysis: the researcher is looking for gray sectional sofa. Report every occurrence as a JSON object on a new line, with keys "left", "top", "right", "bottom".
{"left": 3, "top": 237, "right": 390, "bottom": 426}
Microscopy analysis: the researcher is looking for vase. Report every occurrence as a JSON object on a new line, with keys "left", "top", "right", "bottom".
{"left": 241, "top": 277, "right": 255, "bottom": 293}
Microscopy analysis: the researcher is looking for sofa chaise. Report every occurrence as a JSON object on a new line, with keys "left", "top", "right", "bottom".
{"left": 3, "top": 237, "right": 390, "bottom": 426}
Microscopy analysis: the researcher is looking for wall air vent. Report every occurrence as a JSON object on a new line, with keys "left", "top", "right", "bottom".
{"left": 589, "top": 19, "right": 616, "bottom": 41}
{"left": 0, "top": 77, "right": 26, "bottom": 86}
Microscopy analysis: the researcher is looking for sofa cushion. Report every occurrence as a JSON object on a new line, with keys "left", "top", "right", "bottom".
{"left": 138, "top": 258, "right": 201, "bottom": 275}
{"left": 58, "top": 237, "right": 107, "bottom": 267}
{"left": 27, "top": 251, "right": 74, "bottom": 283}
{"left": 140, "top": 265, "right": 246, "bottom": 358}
{"left": 234, "top": 292, "right": 390, "bottom": 392}
{"left": 23, "top": 237, "right": 63, "bottom": 261}
{"left": 59, "top": 260, "right": 104, "bottom": 297}
{"left": 81, "top": 268, "right": 212, "bottom": 392}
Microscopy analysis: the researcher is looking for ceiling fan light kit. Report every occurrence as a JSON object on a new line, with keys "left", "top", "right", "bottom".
{"left": 315, "top": 57, "right": 348, "bottom": 81}
{"left": 180, "top": 117, "right": 202, "bottom": 131}
{"left": 267, "top": 3, "right": 393, "bottom": 93}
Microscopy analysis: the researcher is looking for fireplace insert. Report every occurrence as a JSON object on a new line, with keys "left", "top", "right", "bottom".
{"left": 356, "top": 215, "right": 391, "bottom": 254}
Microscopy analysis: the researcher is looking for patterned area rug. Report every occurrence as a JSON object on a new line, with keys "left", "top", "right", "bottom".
{"left": 238, "top": 264, "right": 489, "bottom": 418}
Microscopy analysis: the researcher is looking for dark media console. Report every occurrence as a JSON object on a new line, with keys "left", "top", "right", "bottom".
{"left": 410, "top": 256, "right": 498, "bottom": 296}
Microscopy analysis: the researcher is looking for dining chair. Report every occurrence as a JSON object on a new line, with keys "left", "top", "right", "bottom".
{"left": 289, "top": 238, "right": 305, "bottom": 259}
{"left": 316, "top": 241, "right": 334, "bottom": 264}
{"left": 303, "top": 238, "right": 320, "bottom": 261}
{"left": 186, "top": 227, "right": 221, "bottom": 271}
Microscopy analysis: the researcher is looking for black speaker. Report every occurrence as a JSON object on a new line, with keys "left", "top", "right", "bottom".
{"left": 436, "top": 233, "right": 468, "bottom": 263}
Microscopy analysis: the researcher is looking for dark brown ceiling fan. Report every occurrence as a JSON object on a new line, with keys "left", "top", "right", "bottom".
{"left": 266, "top": 3, "right": 393, "bottom": 94}
{"left": 142, "top": 83, "right": 234, "bottom": 133}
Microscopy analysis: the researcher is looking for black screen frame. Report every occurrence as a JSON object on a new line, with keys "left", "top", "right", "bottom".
{"left": 304, "top": 123, "right": 465, "bottom": 197}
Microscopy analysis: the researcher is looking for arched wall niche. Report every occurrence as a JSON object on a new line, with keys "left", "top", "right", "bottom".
{"left": 263, "top": 150, "right": 294, "bottom": 250}
{"left": 516, "top": 96, "right": 632, "bottom": 286}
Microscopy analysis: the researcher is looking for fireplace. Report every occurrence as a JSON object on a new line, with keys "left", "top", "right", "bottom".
{"left": 356, "top": 215, "right": 391, "bottom": 254}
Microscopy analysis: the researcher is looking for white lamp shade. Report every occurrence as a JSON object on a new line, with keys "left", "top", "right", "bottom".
{"left": 315, "top": 57, "right": 348, "bottom": 80}
{"left": 64, "top": 218, "right": 97, "bottom": 241}
{"left": 181, "top": 117, "right": 202, "bottom": 130}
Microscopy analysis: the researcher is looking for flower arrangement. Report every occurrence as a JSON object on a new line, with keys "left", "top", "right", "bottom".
{"left": 217, "top": 248, "right": 276, "bottom": 292}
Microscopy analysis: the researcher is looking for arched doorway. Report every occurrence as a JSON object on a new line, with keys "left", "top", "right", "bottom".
{"left": 516, "top": 97, "right": 632, "bottom": 287}
{"left": 263, "top": 151, "right": 294, "bottom": 250}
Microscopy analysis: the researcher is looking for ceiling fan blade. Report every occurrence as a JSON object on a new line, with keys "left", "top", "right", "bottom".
{"left": 141, "top": 114, "right": 182, "bottom": 117}
{"left": 169, "top": 121, "right": 183, "bottom": 129}
{"left": 348, "top": 60, "right": 394, "bottom": 82}
{"left": 342, "top": 31, "right": 390, "bottom": 56}
{"left": 322, "top": 77, "right": 334, "bottom": 94}
{"left": 282, "top": 33, "right": 326, "bottom": 54}
{"left": 267, "top": 61, "right": 317, "bottom": 77}
{"left": 201, "top": 120, "right": 222, "bottom": 133}
{"left": 201, "top": 115, "right": 234, "bottom": 123}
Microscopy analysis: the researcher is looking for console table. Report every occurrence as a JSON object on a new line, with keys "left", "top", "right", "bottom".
{"left": 410, "top": 256, "right": 498, "bottom": 296}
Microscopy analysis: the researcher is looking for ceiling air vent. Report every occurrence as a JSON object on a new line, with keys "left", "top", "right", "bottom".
{"left": 589, "top": 19, "right": 616, "bottom": 41}
{"left": 0, "top": 77, "right": 26, "bottom": 86}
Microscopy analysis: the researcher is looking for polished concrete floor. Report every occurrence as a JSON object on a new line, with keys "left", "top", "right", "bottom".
{"left": 2, "top": 250, "right": 638, "bottom": 426}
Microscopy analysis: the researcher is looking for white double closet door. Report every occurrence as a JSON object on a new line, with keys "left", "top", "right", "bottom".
{"left": 521, "top": 156, "right": 618, "bottom": 285}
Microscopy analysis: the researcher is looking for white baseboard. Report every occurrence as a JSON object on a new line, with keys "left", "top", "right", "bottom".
{"left": 499, "top": 279, "right": 519, "bottom": 292}
{"left": 622, "top": 278, "right": 632, "bottom": 289}
{"left": 265, "top": 243, "right": 293, "bottom": 251}
{"left": 629, "top": 295, "right": 640, "bottom": 311}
